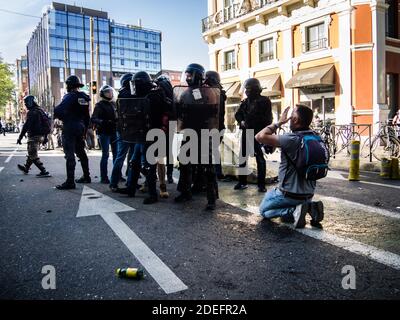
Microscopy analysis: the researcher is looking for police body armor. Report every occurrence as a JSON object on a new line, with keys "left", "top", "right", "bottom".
{"left": 173, "top": 86, "right": 220, "bottom": 132}
{"left": 117, "top": 97, "right": 151, "bottom": 143}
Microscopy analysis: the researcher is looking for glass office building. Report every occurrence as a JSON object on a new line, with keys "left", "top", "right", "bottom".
{"left": 27, "top": 2, "right": 162, "bottom": 109}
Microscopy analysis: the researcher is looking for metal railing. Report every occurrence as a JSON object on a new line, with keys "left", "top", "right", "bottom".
{"left": 259, "top": 52, "right": 274, "bottom": 62}
{"left": 202, "top": 0, "right": 279, "bottom": 33}
{"left": 302, "top": 38, "right": 328, "bottom": 53}
{"left": 221, "top": 62, "right": 236, "bottom": 71}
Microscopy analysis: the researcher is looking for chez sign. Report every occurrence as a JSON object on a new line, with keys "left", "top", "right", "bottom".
{"left": 211, "top": 0, "right": 278, "bottom": 27}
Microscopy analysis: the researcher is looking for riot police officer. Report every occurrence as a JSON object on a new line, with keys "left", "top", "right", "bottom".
{"left": 118, "top": 71, "right": 166, "bottom": 204}
{"left": 17, "top": 95, "right": 50, "bottom": 177}
{"left": 235, "top": 78, "right": 272, "bottom": 192}
{"left": 174, "top": 63, "right": 220, "bottom": 210}
{"left": 54, "top": 75, "right": 91, "bottom": 190}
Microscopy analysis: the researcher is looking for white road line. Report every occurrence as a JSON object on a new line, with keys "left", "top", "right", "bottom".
{"left": 328, "top": 170, "right": 400, "bottom": 190}
{"left": 0, "top": 167, "right": 4, "bottom": 174}
{"left": 315, "top": 195, "right": 400, "bottom": 220}
{"left": 77, "top": 186, "right": 187, "bottom": 294}
{"left": 241, "top": 206, "right": 400, "bottom": 271}
{"left": 4, "top": 149, "right": 17, "bottom": 163}
{"left": 102, "top": 213, "right": 188, "bottom": 294}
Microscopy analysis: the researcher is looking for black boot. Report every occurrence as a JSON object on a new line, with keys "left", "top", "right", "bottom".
{"left": 33, "top": 158, "right": 50, "bottom": 177}
{"left": 17, "top": 164, "right": 29, "bottom": 174}
{"left": 75, "top": 176, "right": 91, "bottom": 183}
{"left": 143, "top": 196, "right": 158, "bottom": 205}
{"left": 56, "top": 181, "right": 76, "bottom": 190}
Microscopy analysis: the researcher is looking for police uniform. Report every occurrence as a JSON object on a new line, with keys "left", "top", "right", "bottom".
{"left": 54, "top": 90, "right": 91, "bottom": 187}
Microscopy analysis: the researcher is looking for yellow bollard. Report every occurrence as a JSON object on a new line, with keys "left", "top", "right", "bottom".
{"left": 349, "top": 140, "right": 360, "bottom": 181}
{"left": 391, "top": 158, "right": 400, "bottom": 180}
{"left": 380, "top": 158, "right": 392, "bottom": 179}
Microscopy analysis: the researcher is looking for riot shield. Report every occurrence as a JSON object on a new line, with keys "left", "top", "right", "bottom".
{"left": 173, "top": 86, "right": 220, "bottom": 132}
{"left": 116, "top": 97, "right": 151, "bottom": 143}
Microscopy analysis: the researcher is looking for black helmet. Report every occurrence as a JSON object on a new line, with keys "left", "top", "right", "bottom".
{"left": 99, "top": 85, "right": 114, "bottom": 101}
{"left": 244, "top": 78, "right": 262, "bottom": 99}
{"left": 23, "top": 95, "right": 38, "bottom": 109}
{"left": 65, "top": 75, "right": 84, "bottom": 89}
{"left": 133, "top": 71, "right": 152, "bottom": 84}
{"left": 120, "top": 73, "right": 133, "bottom": 88}
{"left": 132, "top": 71, "right": 153, "bottom": 96}
{"left": 185, "top": 63, "right": 205, "bottom": 87}
{"left": 205, "top": 70, "right": 221, "bottom": 87}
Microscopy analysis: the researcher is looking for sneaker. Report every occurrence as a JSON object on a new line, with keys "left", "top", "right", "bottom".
{"left": 36, "top": 171, "right": 50, "bottom": 178}
{"left": 310, "top": 201, "right": 324, "bottom": 222}
{"left": 75, "top": 176, "right": 91, "bottom": 184}
{"left": 234, "top": 183, "right": 248, "bottom": 190}
{"left": 293, "top": 203, "right": 309, "bottom": 229}
{"left": 143, "top": 196, "right": 157, "bottom": 205}
{"left": 110, "top": 185, "right": 118, "bottom": 192}
{"left": 280, "top": 214, "right": 295, "bottom": 224}
{"left": 310, "top": 220, "right": 323, "bottom": 229}
{"left": 17, "top": 164, "right": 29, "bottom": 174}
{"left": 100, "top": 177, "right": 110, "bottom": 184}
{"left": 56, "top": 182, "right": 76, "bottom": 190}
{"left": 174, "top": 192, "right": 192, "bottom": 203}
{"left": 159, "top": 184, "right": 169, "bottom": 199}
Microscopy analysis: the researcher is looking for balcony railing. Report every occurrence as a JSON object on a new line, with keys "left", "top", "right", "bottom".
{"left": 302, "top": 38, "right": 328, "bottom": 53}
{"left": 259, "top": 52, "right": 274, "bottom": 62}
{"left": 221, "top": 62, "right": 236, "bottom": 71}
{"left": 202, "top": 0, "right": 279, "bottom": 33}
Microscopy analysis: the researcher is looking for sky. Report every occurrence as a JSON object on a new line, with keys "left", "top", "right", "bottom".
{"left": 0, "top": 0, "right": 210, "bottom": 70}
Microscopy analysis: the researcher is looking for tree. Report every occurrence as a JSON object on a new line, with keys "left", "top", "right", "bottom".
{"left": 0, "top": 55, "right": 15, "bottom": 115}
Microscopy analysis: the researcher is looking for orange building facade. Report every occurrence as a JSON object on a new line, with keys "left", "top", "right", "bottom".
{"left": 202, "top": 0, "right": 400, "bottom": 134}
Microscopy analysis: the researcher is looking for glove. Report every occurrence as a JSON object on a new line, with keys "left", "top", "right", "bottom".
{"left": 17, "top": 139, "right": 22, "bottom": 145}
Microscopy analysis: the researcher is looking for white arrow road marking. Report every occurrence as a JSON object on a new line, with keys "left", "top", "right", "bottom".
{"left": 77, "top": 186, "right": 188, "bottom": 294}
{"left": 240, "top": 205, "right": 400, "bottom": 271}
{"left": 5, "top": 148, "right": 18, "bottom": 163}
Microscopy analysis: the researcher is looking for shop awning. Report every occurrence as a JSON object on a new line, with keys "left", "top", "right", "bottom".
{"left": 259, "top": 74, "right": 281, "bottom": 97}
{"left": 222, "top": 81, "right": 241, "bottom": 98}
{"left": 285, "top": 64, "right": 335, "bottom": 89}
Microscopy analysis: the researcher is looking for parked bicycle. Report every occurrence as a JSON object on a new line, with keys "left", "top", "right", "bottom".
{"left": 330, "top": 124, "right": 361, "bottom": 156}
{"left": 361, "top": 121, "right": 400, "bottom": 160}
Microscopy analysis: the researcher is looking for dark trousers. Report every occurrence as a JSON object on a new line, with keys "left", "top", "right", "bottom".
{"left": 177, "top": 138, "right": 218, "bottom": 204}
{"left": 239, "top": 131, "right": 266, "bottom": 188}
{"left": 127, "top": 144, "right": 157, "bottom": 198}
{"left": 62, "top": 131, "right": 90, "bottom": 183}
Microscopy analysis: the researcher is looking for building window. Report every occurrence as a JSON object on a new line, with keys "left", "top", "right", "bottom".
{"left": 146, "top": 62, "right": 149, "bottom": 68}
{"left": 59, "top": 68, "right": 64, "bottom": 82}
{"left": 135, "top": 61, "right": 139, "bottom": 67}
{"left": 145, "top": 33, "right": 148, "bottom": 39}
{"left": 146, "top": 52, "right": 149, "bottom": 58}
{"left": 304, "top": 23, "right": 327, "bottom": 52}
{"left": 259, "top": 38, "right": 274, "bottom": 62}
{"left": 121, "top": 59, "right": 125, "bottom": 66}
{"left": 111, "top": 27, "right": 115, "bottom": 33}
{"left": 120, "top": 48, "right": 124, "bottom": 55}
{"left": 223, "top": 50, "right": 236, "bottom": 71}
{"left": 120, "top": 39, "right": 124, "bottom": 46}
{"left": 145, "top": 42, "right": 149, "bottom": 49}
{"left": 386, "top": 0, "right": 398, "bottom": 38}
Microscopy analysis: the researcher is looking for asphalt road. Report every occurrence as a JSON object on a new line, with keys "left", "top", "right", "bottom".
{"left": 1, "top": 133, "right": 400, "bottom": 300}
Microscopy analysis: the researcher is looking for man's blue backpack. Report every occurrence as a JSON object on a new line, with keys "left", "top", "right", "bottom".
{"left": 284, "top": 131, "right": 330, "bottom": 181}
